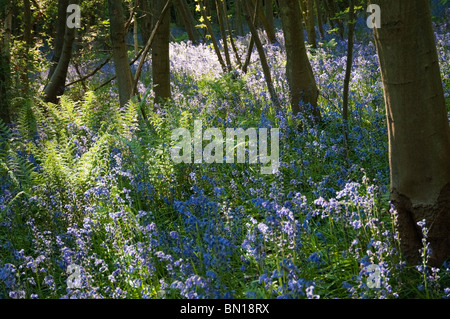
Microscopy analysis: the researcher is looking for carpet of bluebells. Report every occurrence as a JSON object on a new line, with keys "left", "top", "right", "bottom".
{"left": 1, "top": 9, "right": 450, "bottom": 299}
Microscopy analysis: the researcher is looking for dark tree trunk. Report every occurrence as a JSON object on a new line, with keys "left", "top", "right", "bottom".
{"left": 23, "top": 0, "right": 32, "bottom": 44}
{"left": 251, "top": 0, "right": 277, "bottom": 44}
{"left": 242, "top": 0, "right": 280, "bottom": 108}
{"left": 0, "top": 2, "right": 12, "bottom": 124}
{"left": 43, "top": 1, "right": 76, "bottom": 104}
{"left": 342, "top": 0, "right": 355, "bottom": 156}
{"left": 305, "top": 0, "right": 316, "bottom": 48}
{"left": 235, "top": 0, "right": 244, "bottom": 36}
{"left": 370, "top": 0, "right": 450, "bottom": 267}
{"left": 174, "top": 0, "right": 200, "bottom": 44}
{"left": 21, "top": 0, "right": 32, "bottom": 94}
{"left": 215, "top": 0, "right": 232, "bottom": 72}
{"left": 108, "top": 0, "right": 135, "bottom": 107}
{"left": 279, "top": 0, "right": 320, "bottom": 123}
{"left": 0, "top": 54, "right": 10, "bottom": 124}
{"left": 326, "top": 0, "right": 344, "bottom": 39}
{"left": 152, "top": 0, "right": 171, "bottom": 102}
{"left": 315, "top": 0, "right": 324, "bottom": 39}
{"left": 198, "top": 0, "right": 227, "bottom": 73}
{"left": 137, "top": 0, "right": 153, "bottom": 43}
{"left": 222, "top": 1, "right": 242, "bottom": 67}
{"left": 264, "top": 0, "right": 275, "bottom": 39}
{"left": 322, "top": 0, "right": 336, "bottom": 31}
{"left": 47, "top": 0, "right": 69, "bottom": 82}
{"left": 242, "top": 1, "right": 257, "bottom": 74}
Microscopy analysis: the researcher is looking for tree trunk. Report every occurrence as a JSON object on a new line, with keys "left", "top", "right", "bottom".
{"left": 279, "top": 0, "right": 320, "bottom": 123}
{"left": 152, "top": 0, "right": 171, "bottom": 102}
{"left": 43, "top": 1, "right": 76, "bottom": 104}
{"left": 242, "top": 2, "right": 257, "bottom": 74}
{"left": 235, "top": 0, "right": 244, "bottom": 36}
{"left": 23, "top": 0, "right": 32, "bottom": 44}
{"left": 0, "top": 2, "right": 12, "bottom": 124}
{"left": 132, "top": 2, "right": 139, "bottom": 55}
{"left": 0, "top": 51, "right": 10, "bottom": 124}
{"left": 322, "top": 0, "right": 336, "bottom": 31}
{"left": 315, "top": 0, "right": 324, "bottom": 39}
{"left": 265, "top": 0, "right": 275, "bottom": 40}
{"left": 21, "top": 0, "right": 32, "bottom": 94}
{"left": 133, "top": 0, "right": 171, "bottom": 97}
{"left": 342, "top": 0, "right": 355, "bottom": 156}
{"left": 243, "top": 0, "right": 280, "bottom": 109}
{"left": 222, "top": 0, "right": 242, "bottom": 68}
{"left": 305, "top": 0, "right": 316, "bottom": 48}
{"left": 108, "top": 0, "right": 135, "bottom": 107}
{"left": 251, "top": 0, "right": 276, "bottom": 44}
{"left": 326, "top": 0, "right": 343, "bottom": 39}
{"left": 47, "top": 0, "right": 69, "bottom": 83}
{"left": 215, "top": 0, "right": 232, "bottom": 72}
{"left": 137, "top": 0, "right": 152, "bottom": 43}
{"left": 198, "top": 0, "right": 227, "bottom": 73}
{"left": 174, "top": 0, "right": 200, "bottom": 44}
{"left": 370, "top": 0, "right": 450, "bottom": 267}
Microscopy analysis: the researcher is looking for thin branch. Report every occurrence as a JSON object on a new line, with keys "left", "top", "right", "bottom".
{"left": 66, "top": 54, "right": 112, "bottom": 87}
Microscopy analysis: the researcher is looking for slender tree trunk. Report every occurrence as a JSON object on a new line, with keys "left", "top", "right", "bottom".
{"left": 0, "top": 51, "right": 10, "bottom": 124}
{"left": 242, "top": 2, "right": 257, "bottom": 74}
{"left": 305, "top": 0, "right": 316, "bottom": 48}
{"left": 153, "top": 0, "right": 171, "bottom": 102}
{"left": 252, "top": 0, "right": 277, "bottom": 44}
{"left": 21, "top": 0, "right": 33, "bottom": 94}
{"left": 243, "top": 0, "right": 280, "bottom": 109}
{"left": 265, "top": 0, "right": 275, "bottom": 39}
{"left": 326, "top": 0, "right": 344, "bottom": 39}
{"left": 43, "top": 1, "right": 76, "bottom": 104}
{"left": 47, "top": 0, "right": 69, "bottom": 83}
{"left": 342, "top": 0, "right": 355, "bottom": 156}
{"left": 370, "top": 0, "right": 450, "bottom": 267}
{"left": 322, "top": 0, "right": 336, "bottom": 31}
{"left": 222, "top": 0, "right": 242, "bottom": 68}
{"left": 0, "top": 2, "right": 12, "bottom": 124}
{"left": 174, "top": 0, "right": 200, "bottom": 44}
{"left": 215, "top": 0, "right": 232, "bottom": 71}
{"left": 199, "top": 0, "right": 227, "bottom": 73}
{"left": 137, "top": 0, "right": 152, "bottom": 43}
{"left": 279, "top": 0, "right": 320, "bottom": 123}
{"left": 132, "top": 0, "right": 171, "bottom": 103}
{"left": 235, "top": 0, "right": 244, "bottom": 36}
{"left": 23, "top": 0, "right": 32, "bottom": 44}
{"left": 315, "top": 0, "right": 324, "bottom": 39}
{"left": 131, "top": 3, "right": 139, "bottom": 55}
{"left": 108, "top": 0, "right": 135, "bottom": 107}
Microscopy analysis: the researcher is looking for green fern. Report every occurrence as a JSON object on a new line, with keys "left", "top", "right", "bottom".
{"left": 0, "top": 118, "right": 11, "bottom": 163}
{"left": 71, "top": 132, "right": 112, "bottom": 189}
{"left": 14, "top": 98, "right": 39, "bottom": 142}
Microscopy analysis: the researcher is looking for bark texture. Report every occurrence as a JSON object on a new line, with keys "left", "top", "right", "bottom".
{"left": 43, "top": 1, "right": 76, "bottom": 104}
{"left": 371, "top": 0, "right": 450, "bottom": 266}
{"left": 109, "top": 0, "right": 135, "bottom": 107}
{"left": 137, "top": 0, "right": 152, "bottom": 43}
{"left": 152, "top": 0, "right": 171, "bottom": 102}
{"left": 0, "top": 2, "right": 12, "bottom": 124}
{"left": 47, "top": 0, "right": 69, "bottom": 82}
{"left": 279, "top": 0, "right": 320, "bottom": 122}
{"left": 243, "top": 0, "right": 280, "bottom": 108}
{"left": 174, "top": 0, "right": 199, "bottom": 44}
{"left": 306, "top": 0, "right": 316, "bottom": 48}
